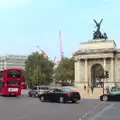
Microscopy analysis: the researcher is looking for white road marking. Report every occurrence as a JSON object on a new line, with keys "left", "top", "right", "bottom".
{"left": 88, "top": 103, "right": 115, "bottom": 120}
{"left": 85, "top": 113, "right": 88, "bottom": 116}
{"left": 15, "top": 115, "right": 28, "bottom": 119}
{"left": 78, "top": 102, "right": 105, "bottom": 120}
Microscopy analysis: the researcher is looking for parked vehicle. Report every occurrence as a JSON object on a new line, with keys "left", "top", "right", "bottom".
{"left": 100, "top": 86, "right": 120, "bottom": 101}
{"left": 57, "top": 81, "right": 73, "bottom": 86}
{"left": 38, "top": 87, "right": 81, "bottom": 103}
{"left": 21, "top": 82, "right": 27, "bottom": 89}
{"left": 28, "top": 86, "right": 50, "bottom": 97}
{"left": 0, "top": 68, "right": 22, "bottom": 96}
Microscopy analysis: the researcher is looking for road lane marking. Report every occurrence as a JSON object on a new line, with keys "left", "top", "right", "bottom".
{"left": 88, "top": 103, "right": 115, "bottom": 120}
{"left": 78, "top": 102, "right": 105, "bottom": 120}
{"left": 15, "top": 115, "right": 28, "bottom": 119}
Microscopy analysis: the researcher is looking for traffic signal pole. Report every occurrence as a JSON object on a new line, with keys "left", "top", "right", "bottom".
{"left": 103, "top": 78, "right": 104, "bottom": 94}
{"left": 102, "top": 70, "right": 109, "bottom": 95}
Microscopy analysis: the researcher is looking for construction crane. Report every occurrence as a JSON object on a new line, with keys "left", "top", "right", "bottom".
{"left": 59, "top": 30, "right": 64, "bottom": 60}
{"left": 36, "top": 46, "right": 56, "bottom": 65}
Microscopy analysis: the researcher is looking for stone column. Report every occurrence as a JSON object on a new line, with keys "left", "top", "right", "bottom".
{"left": 103, "top": 58, "right": 106, "bottom": 70}
{"left": 75, "top": 60, "right": 78, "bottom": 84}
{"left": 75, "top": 60, "right": 80, "bottom": 84}
{"left": 78, "top": 60, "right": 81, "bottom": 83}
{"left": 115, "top": 58, "right": 118, "bottom": 82}
{"left": 103, "top": 58, "right": 106, "bottom": 81}
{"left": 117, "top": 59, "right": 119, "bottom": 81}
{"left": 111, "top": 58, "right": 114, "bottom": 82}
{"left": 85, "top": 59, "right": 88, "bottom": 83}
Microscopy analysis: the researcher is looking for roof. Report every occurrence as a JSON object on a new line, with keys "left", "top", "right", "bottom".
{"left": 73, "top": 48, "right": 116, "bottom": 56}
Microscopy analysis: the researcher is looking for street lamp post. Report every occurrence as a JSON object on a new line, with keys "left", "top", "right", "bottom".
{"left": 102, "top": 74, "right": 105, "bottom": 95}
{"left": 96, "top": 68, "right": 105, "bottom": 94}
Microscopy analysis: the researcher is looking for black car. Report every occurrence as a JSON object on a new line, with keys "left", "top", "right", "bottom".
{"left": 38, "top": 88, "right": 81, "bottom": 103}
{"left": 100, "top": 93, "right": 120, "bottom": 101}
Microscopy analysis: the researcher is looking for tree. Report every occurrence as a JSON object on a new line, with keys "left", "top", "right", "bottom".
{"left": 22, "top": 70, "right": 26, "bottom": 82}
{"left": 55, "top": 57, "right": 74, "bottom": 83}
{"left": 25, "top": 52, "right": 54, "bottom": 86}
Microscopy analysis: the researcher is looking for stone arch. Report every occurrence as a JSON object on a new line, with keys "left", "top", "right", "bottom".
{"left": 91, "top": 63, "right": 104, "bottom": 87}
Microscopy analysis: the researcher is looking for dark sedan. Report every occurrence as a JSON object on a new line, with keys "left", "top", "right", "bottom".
{"left": 100, "top": 93, "right": 120, "bottom": 101}
{"left": 100, "top": 86, "right": 120, "bottom": 101}
{"left": 38, "top": 88, "right": 81, "bottom": 103}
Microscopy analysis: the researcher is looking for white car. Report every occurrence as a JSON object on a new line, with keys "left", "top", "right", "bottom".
{"left": 28, "top": 86, "right": 50, "bottom": 97}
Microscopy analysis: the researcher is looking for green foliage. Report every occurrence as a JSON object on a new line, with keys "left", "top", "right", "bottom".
{"left": 55, "top": 57, "right": 74, "bottom": 82}
{"left": 22, "top": 70, "right": 26, "bottom": 82}
{"left": 25, "top": 52, "right": 54, "bottom": 85}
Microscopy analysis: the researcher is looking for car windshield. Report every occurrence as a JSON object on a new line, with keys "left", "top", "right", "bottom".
{"left": 111, "top": 87, "right": 117, "bottom": 92}
{"left": 117, "top": 88, "right": 120, "bottom": 91}
{"left": 61, "top": 88, "right": 73, "bottom": 92}
{"left": 40, "top": 87, "right": 49, "bottom": 90}
{"left": 32, "top": 87, "right": 37, "bottom": 90}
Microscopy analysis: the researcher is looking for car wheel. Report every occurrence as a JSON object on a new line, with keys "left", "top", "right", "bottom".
{"left": 40, "top": 96, "right": 44, "bottom": 102}
{"left": 59, "top": 97, "right": 65, "bottom": 103}
{"left": 28, "top": 92, "right": 32, "bottom": 97}
{"left": 102, "top": 95, "right": 108, "bottom": 101}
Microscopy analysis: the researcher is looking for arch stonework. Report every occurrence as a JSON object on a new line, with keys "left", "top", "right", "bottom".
{"left": 74, "top": 40, "right": 120, "bottom": 88}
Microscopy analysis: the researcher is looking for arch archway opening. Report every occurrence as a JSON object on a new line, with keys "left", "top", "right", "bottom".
{"left": 91, "top": 64, "right": 104, "bottom": 88}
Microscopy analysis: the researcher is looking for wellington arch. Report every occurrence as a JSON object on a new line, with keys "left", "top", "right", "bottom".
{"left": 73, "top": 39, "right": 120, "bottom": 88}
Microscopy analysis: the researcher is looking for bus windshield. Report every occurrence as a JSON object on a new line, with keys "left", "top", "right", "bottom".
{"left": 7, "top": 70, "right": 21, "bottom": 78}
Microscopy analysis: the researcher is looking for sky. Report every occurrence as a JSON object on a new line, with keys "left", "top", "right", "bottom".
{"left": 0, "top": 0, "right": 120, "bottom": 60}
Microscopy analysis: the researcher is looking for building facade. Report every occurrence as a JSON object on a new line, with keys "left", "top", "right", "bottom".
{"left": 0, "top": 54, "right": 28, "bottom": 70}
{"left": 73, "top": 39, "right": 120, "bottom": 88}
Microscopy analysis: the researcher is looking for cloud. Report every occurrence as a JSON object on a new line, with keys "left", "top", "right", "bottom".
{"left": 0, "top": 0, "right": 29, "bottom": 9}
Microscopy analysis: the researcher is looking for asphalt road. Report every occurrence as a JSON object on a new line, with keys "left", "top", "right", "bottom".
{"left": 0, "top": 90, "right": 119, "bottom": 120}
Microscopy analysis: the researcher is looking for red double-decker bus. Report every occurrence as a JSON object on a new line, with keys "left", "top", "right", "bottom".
{"left": 0, "top": 68, "right": 22, "bottom": 96}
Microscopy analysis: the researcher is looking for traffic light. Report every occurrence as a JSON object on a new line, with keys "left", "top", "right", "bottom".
{"left": 105, "top": 71, "right": 109, "bottom": 78}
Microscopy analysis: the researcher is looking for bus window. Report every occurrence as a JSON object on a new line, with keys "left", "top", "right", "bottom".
{"left": 7, "top": 70, "right": 21, "bottom": 78}
{"left": 0, "top": 82, "right": 4, "bottom": 88}
{"left": 7, "top": 80, "right": 20, "bottom": 85}
{"left": 0, "top": 71, "right": 4, "bottom": 78}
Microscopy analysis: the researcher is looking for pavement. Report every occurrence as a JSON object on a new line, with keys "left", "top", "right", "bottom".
{"left": 70, "top": 87, "right": 103, "bottom": 99}
{"left": 0, "top": 89, "right": 118, "bottom": 120}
